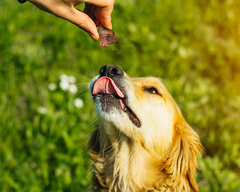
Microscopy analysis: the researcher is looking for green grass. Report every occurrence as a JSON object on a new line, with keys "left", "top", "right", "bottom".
{"left": 1, "top": 0, "right": 240, "bottom": 191}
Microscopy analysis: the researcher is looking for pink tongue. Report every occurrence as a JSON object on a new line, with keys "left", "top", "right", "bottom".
{"left": 92, "top": 77, "right": 124, "bottom": 98}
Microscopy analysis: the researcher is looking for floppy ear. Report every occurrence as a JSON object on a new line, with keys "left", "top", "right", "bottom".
{"left": 166, "top": 118, "right": 202, "bottom": 192}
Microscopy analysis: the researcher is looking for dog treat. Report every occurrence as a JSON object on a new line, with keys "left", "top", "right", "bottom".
{"left": 98, "top": 26, "right": 117, "bottom": 48}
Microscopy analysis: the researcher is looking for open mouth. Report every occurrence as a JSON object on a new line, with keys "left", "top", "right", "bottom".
{"left": 92, "top": 77, "right": 141, "bottom": 128}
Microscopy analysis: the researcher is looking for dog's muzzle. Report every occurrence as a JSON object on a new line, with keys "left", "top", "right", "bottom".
{"left": 91, "top": 65, "right": 141, "bottom": 128}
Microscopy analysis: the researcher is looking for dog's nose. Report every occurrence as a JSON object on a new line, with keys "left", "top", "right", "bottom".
{"left": 99, "top": 65, "right": 124, "bottom": 77}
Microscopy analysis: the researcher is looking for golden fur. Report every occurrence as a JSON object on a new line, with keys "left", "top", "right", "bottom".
{"left": 89, "top": 69, "right": 202, "bottom": 192}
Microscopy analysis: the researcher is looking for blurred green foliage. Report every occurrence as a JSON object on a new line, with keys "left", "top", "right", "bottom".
{"left": 0, "top": 0, "right": 240, "bottom": 191}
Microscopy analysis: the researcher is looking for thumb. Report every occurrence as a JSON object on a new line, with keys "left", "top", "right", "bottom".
{"left": 95, "top": 6, "right": 113, "bottom": 29}
{"left": 100, "top": 14, "right": 112, "bottom": 29}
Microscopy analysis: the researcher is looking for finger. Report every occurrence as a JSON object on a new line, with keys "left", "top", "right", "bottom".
{"left": 85, "top": 0, "right": 114, "bottom": 29}
{"left": 56, "top": 6, "right": 99, "bottom": 40}
{"left": 95, "top": 7, "right": 113, "bottom": 29}
{"left": 85, "top": 0, "right": 114, "bottom": 8}
{"left": 28, "top": 0, "right": 53, "bottom": 14}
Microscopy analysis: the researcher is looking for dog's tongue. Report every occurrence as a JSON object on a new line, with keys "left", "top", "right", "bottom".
{"left": 92, "top": 77, "right": 124, "bottom": 98}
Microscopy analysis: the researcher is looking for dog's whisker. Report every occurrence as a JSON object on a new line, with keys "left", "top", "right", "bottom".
{"left": 76, "top": 91, "right": 89, "bottom": 99}
{"left": 92, "top": 102, "right": 100, "bottom": 111}
{"left": 87, "top": 67, "right": 97, "bottom": 79}
{"left": 89, "top": 117, "right": 99, "bottom": 127}
{"left": 76, "top": 84, "right": 89, "bottom": 89}
{"left": 78, "top": 74, "right": 92, "bottom": 82}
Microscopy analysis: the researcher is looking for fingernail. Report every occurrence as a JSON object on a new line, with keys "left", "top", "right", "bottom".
{"left": 88, "top": 32, "right": 98, "bottom": 41}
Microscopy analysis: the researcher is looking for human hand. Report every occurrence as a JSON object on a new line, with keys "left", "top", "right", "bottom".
{"left": 27, "top": 0, "right": 115, "bottom": 40}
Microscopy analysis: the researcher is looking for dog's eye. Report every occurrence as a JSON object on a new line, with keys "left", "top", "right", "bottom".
{"left": 145, "top": 87, "right": 162, "bottom": 97}
{"left": 148, "top": 88, "right": 158, "bottom": 94}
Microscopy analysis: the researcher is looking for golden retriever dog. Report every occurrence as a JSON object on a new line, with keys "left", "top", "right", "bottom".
{"left": 89, "top": 65, "right": 202, "bottom": 192}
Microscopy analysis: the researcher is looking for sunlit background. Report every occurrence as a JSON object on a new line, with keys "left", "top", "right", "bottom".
{"left": 1, "top": 0, "right": 240, "bottom": 191}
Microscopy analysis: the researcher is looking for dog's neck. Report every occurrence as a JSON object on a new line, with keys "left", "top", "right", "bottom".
{"left": 90, "top": 129, "right": 172, "bottom": 192}
{"left": 89, "top": 118, "right": 202, "bottom": 192}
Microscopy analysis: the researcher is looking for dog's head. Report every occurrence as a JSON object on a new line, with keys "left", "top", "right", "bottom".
{"left": 89, "top": 65, "right": 202, "bottom": 191}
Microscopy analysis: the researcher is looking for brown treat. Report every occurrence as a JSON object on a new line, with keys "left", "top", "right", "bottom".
{"left": 98, "top": 26, "right": 117, "bottom": 48}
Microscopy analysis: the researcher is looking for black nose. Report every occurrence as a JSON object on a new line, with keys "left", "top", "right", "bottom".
{"left": 99, "top": 65, "right": 124, "bottom": 77}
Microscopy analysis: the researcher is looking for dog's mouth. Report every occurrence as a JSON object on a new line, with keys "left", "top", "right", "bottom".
{"left": 92, "top": 77, "right": 141, "bottom": 128}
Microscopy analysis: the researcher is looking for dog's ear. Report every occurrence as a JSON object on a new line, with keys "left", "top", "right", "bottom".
{"left": 166, "top": 118, "right": 202, "bottom": 192}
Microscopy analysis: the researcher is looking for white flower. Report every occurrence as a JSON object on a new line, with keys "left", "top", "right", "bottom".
{"left": 48, "top": 83, "right": 57, "bottom": 91}
{"left": 60, "top": 74, "right": 69, "bottom": 81}
{"left": 59, "top": 80, "right": 70, "bottom": 91}
{"left": 74, "top": 98, "right": 83, "bottom": 108}
{"left": 68, "top": 76, "right": 76, "bottom": 84}
{"left": 69, "top": 84, "right": 78, "bottom": 94}
{"left": 38, "top": 107, "right": 48, "bottom": 114}
{"left": 178, "top": 46, "right": 188, "bottom": 58}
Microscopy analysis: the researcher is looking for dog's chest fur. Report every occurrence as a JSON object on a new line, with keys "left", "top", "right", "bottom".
{"left": 89, "top": 131, "right": 190, "bottom": 192}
